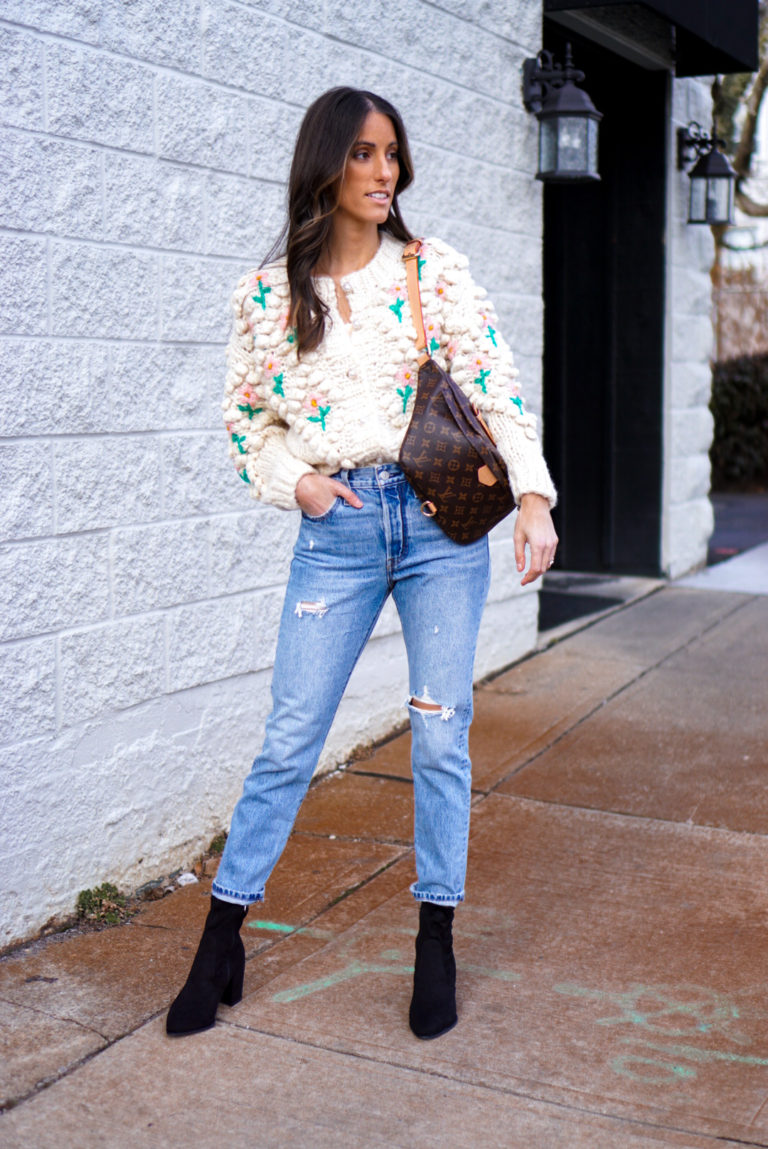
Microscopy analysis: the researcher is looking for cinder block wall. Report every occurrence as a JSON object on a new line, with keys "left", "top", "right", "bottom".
{"left": 0, "top": 2, "right": 545, "bottom": 947}
{"left": 663, "top": 75, "right": 716, "bottom": 579}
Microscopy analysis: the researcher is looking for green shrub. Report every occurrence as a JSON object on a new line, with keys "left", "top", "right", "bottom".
{"left": 710, "top": 354, "right": 768, "bottom": 490}
{"left": 208, "top": 830, "right": 228, "bottom": 855}
{"left": 76, "top": 882, "right": 129, "bottom": 925}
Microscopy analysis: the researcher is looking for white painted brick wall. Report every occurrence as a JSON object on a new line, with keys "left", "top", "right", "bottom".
{"left": 663, "top": 76, "right": 716, "bottom": 578}
{"left": 0, "top": 1, "right": 547, "bottom": 947}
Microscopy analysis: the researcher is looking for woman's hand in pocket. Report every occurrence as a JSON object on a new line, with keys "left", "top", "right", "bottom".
{"left": 295, "top": 473, "right": 363, "bottom": 517}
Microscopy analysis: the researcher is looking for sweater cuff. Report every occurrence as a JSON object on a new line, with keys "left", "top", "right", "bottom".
{"left": 247, "top": 439, "right": 317, "bottom": 510}
{"left": 486, "top": 410, "right": 558, "bottom": 510}
{"left": 507, "top": 448, "right": 558, "bottom": 508}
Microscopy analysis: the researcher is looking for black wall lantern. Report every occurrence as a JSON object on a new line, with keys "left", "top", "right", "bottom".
{"left": 523, "top": 43, "right": 602, "bottom": 183}
{"left": 677, "top": 122, "right": 737, "bottom": 226}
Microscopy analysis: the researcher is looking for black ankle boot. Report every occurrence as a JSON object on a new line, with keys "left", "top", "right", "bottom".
{"left": 166, "top": 895, "right": 248, "bottom": 1037}
{"left": 409, "top": 902, "right": 457, "bottom": 1040}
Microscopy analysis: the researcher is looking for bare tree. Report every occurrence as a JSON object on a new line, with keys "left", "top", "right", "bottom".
{"left": 713, "top": 1, "right": 768, "bottom": 220}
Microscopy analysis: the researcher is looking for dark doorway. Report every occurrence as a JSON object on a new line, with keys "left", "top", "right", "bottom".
{"left": 543, "top": 26, "right": 668, "bottom": 575}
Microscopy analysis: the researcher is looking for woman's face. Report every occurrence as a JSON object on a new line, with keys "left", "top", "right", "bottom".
{"left": 335, "top": 111, "right": 400, "bottom": 229}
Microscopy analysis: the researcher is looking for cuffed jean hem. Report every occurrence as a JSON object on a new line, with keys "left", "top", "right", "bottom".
{"left": 211, "top": 883, "right": 264, "bottom": 906}
{"left": 410, "top": 882, "right": 464, "bottom": 907}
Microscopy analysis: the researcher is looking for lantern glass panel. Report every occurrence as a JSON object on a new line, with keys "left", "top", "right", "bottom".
{"left": 707, "top": 178, "right": 733, "bottom": 224}
{"left": 689, "top": 177, "right": 707, "bottom": 223}
{"left": 587, "top": 117, "right": 599, "bottom": 176}
{"left": 540, "top": 119, "right": 557, "bottom": 173}
{"left": 557, "top": 115, "right": 588, "bottom": 172}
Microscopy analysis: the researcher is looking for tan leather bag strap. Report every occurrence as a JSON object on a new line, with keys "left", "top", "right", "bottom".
{"left": 403, "top": 238, "right": 499, "bottom": 450}
{"left": 402, "top": 240, "right": 430, "bottom": 367}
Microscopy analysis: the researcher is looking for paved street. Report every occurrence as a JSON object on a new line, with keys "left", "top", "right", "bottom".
{"left": 1, "top": 547, "right": 766, "bottom": 1147}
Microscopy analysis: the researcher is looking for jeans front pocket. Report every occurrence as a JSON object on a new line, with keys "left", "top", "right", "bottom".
{"left": 301, "top": 495, "right": 342, "bottom": 522}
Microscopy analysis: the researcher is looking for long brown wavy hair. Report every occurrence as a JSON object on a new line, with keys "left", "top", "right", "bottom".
{"left": 265, "top": 87, "right": 415, "bottom": 357}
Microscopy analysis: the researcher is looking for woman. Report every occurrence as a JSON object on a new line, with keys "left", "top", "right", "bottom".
{"left": 167, "top": 87, "right": 557, "bottom": 1041}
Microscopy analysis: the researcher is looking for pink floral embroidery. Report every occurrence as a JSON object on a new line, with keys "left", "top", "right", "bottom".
{"left": 237, "top": 381, "right": 259, "bottom": 405}
{"left": 304, "top": 393, "right": 331, "bottom": 431}
{"left": 395, "top": 364, "right": 417, "bottom": 413}
{"left": 509, "top": 380, "right": 524, "bottom": 415}
{"left": 247, "top": 271, "right": 272, "bottom": 310}
{"left": 236, "top": 381, "right": 262, "bottom": 419}
{"left": 424, "top": 317, "right": 441, "bottom": 354}
{"left": 263, "top": 355, "right": 285, "bottom": 397}
{"left": 279, "top": 310, "right": 297, "bottom": 345}
{"left": 472, "top": 353, "right": 491, "bottom": 393}
{"left": 386, "top": 282, "right": 406, "bottom": 323}
{"left": 480, "top": 310, "right": 498, "bottom": 348}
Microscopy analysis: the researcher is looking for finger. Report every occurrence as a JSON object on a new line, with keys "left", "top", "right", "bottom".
{"left": 335, "top": 482, "right": 363, "bottom": 509}
{"left": 513, "top": 520, "right": 527, "bottom": 573}
{"left": 527, "top": 542, "right": 547, "bottom": 577}
{"left": 520, "top": 567, "right": 541, "bottom": 587}
{"left": 521, "top": 557, "right": 545, "bottom": 586}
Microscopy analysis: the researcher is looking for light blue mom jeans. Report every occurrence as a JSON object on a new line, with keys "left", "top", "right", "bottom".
{"left": 212, "top": 464, "right": 491, "bottom": 908}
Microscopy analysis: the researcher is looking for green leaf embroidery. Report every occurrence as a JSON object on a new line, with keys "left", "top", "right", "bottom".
{"left": 429, "top": 336, "right": 440, "bottom": 353}
{"left": 239, "top": 468, "right": 251, "bottom": 484}
{"left": 389, "top": 297, "right": 404, "bottom": 322}
{"left": 252, "top": 281, "right": 271, "bottom": 310}
{"left": 307, "top": 405, "right": 331, "bottom": 431}
{"left": 231, "top": 432, "right": 247, "bottom": 455}
{"left": 237, "top": 404, "right": 263, "bottom": 418}
{"left": 272, "top": 374, "right": 284, "bottom": 397}
{"left": 397, "top": 384, "right": 414, "bottom": 413}
{"left": 474, "top": 368, "right": 491, "bottom": 393}
{"left": 485, "top": 324, "right": 497, "bottom": 347}
{"left": 417, "top": 256, "right": 426, "bottom": 280}
{"left": 510, "top": 395, "right": 524, "bottom": 414}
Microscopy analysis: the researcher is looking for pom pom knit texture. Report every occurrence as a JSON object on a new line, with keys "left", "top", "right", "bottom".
{"left": 222, "top": 234, "right": 557, "bottom": 510}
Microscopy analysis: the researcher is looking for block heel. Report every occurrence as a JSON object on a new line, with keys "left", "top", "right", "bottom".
{"left": 166, "top": 896, "right": 248, "bottom": 1037}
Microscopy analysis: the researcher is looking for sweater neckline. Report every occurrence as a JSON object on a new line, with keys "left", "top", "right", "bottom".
{"left": 314, "top": 232, "right": 403, "bottom": 293}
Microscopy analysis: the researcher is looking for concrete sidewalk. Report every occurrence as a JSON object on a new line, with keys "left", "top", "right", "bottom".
{"left": 2, "top": 557, "right": 768, "bottom": 1146}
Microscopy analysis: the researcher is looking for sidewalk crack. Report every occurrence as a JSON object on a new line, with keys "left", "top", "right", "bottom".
{"left": 0, "top": 994, "right": 110, "bottom": 1043}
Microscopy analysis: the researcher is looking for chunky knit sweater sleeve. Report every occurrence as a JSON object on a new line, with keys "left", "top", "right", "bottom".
{"left": 222, "top": 268, "right": 316, "bottom": 509}
{"left": 426, "top": 238, "right": 557, "bottom": 507}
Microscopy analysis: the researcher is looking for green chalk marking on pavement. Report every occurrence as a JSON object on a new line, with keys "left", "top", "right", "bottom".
{"left": 272, "top": 959, "right": 414, "bottom": 1003}
{"left": 627, "top": 1037, "right": 768, "bottom": 1070}
{"left": 611, "top": 1055, "right": 697, "bottom": 1084}
{"left": 247, "top": 919, "right": 334, "bottom": 940}
{"left": 554, "top": 981, "right": 741, "bottom": 1037}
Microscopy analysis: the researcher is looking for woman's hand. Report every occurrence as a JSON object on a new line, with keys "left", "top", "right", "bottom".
{"left": 295, "top": 472, "right": 363, "bottom": 517}
{"left": 514, "top": 493, "right": 558, "bottom": 586}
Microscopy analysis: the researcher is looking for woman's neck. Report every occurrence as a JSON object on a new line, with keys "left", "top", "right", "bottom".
{"left": 315, "top": 220, "right": 381, "bottom": 279}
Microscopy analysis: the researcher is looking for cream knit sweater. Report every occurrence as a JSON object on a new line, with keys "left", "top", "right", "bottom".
{"left": 223, "top": 232, "right": 556, "bottom": 510}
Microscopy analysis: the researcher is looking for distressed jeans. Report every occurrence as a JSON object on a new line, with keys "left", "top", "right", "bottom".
{"left": 212, "top": 464, "right": 491, "bottom": 907}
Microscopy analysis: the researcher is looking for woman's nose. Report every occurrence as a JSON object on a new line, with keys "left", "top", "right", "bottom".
{"left": 376, "top": 154, "right": 392, "bottom": 181}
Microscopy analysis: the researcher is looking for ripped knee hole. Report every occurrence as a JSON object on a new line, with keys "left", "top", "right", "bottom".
{"left": 410, "top": 696, "right": 442, "bottom": 712}
{"left": 408, "top": 693, "right": 456, "bottom": 721}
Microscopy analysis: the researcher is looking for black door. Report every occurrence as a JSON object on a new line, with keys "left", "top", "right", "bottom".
{"left": 543, "top": 27, "right": 668, "bottom": 575}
